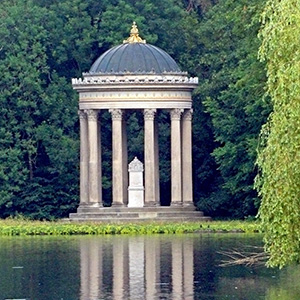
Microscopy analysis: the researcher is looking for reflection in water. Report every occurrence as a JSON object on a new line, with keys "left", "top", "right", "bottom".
{"left": 80, "top": 236, "right": 194, "bottom": 300}
{"left": 80, "top": 239, "right": 103, "bottom": 298}
{"left": 1, "top": 234, "right": 300, "bottom": 299}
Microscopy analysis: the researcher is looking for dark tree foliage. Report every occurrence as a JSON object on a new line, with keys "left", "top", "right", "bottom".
{"left": 0, "top": 0, "right": 269, "bottom": 219}
{"left": 0, "top": 0, "right": 93, "bottom": 218}
{"left": 193, "top": 0, "right": 271, "bottom": 217}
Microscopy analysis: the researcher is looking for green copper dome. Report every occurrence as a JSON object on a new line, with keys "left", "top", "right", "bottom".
{"left": 89, "top": 22, "right": 181, "bottom": 74}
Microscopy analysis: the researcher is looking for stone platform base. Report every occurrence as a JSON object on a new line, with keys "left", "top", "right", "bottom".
{"left": 69, "top": 206, "right": 211, "bottom": 223}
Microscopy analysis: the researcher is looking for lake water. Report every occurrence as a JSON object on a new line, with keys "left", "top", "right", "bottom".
{"left": 0, "top": 234, "right": 299, "bottom": 300}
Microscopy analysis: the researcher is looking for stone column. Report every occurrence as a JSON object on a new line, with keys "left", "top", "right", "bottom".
{"left": 154, "top": 117, "right": 160, "bottom": 204}
{"left": 79, "top": 110, "right": 89, "bottom": 206}
{"left": 170, "top": 108, "right": 183, "bottom": 205}
{"left": 86, "top": 109, "right": 100, "bottom": 207}
{"left": 122, "top": 116, "right": 128, "bottom": 205}
{"left": 97, "top": 113, "right": 102, "bottom": 205}
{"left": 144, "top": 109, "right": 157, "bottom": 206}
{"left": 182, "top": 109, "right": 193, "bottom": 206}
{"left": 110, "top": 109, "right": 126, "bottom": 206}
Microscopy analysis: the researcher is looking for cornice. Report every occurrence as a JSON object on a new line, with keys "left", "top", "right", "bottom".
{"left": 72, "top": 75, "right": 198, "bottom": 87}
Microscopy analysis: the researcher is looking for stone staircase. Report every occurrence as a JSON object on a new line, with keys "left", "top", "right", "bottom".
{"left": 69, "top": 206, "right": 211, "bottom": 222}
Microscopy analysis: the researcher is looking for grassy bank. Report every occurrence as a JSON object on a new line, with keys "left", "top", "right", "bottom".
{"left": 0, "top": 219, "right": 261, "bottom": 236}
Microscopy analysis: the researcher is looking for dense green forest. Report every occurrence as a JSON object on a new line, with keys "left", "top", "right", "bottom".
{"left": 0, "top": 0, "right": 271, "bottom": 219}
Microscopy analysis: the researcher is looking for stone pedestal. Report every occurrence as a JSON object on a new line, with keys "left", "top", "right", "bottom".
{"left": 128, "top": 157, "right": 144, "bottom": 207}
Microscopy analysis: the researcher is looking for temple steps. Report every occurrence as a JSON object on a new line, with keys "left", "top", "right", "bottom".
{"left": 69, "top": 206, "right": 211, "bottom": 222}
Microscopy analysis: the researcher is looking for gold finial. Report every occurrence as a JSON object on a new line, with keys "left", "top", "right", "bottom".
{"left": 123, "top": 22, "right": 146, "bottom": 44}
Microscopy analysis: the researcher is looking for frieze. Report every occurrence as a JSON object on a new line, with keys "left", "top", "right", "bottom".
{"left": 79, "top": 91, "right": 191, "bottom": 100}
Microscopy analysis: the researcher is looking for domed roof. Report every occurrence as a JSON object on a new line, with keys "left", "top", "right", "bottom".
{"left": 89, "top": 22, "right": 181, "bottom": 74}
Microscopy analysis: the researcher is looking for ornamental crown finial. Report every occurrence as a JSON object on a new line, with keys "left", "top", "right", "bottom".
{"left": 123, "top": 21, "right": 146, "bottom": 44}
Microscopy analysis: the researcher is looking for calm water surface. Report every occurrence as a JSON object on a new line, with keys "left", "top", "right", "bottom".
{"left": 0, "top": 234, "right": 299, "bottom": 300}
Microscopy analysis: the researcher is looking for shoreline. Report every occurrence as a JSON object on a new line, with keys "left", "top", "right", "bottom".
{"left": 0, "top": 219, "right": 260, "bottom": 236}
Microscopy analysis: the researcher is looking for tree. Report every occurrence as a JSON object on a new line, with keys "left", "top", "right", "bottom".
{"left": 191, "top": 0, "right": 270, "bottom": 217}
{"left": 0, "top": 0, "right": 81, "bottom": 219}
{"left": 256, "top": 0, "right": 300, "bottom": 268}
{"left": 0, "top": 0, "right": 50, "bottom": 217}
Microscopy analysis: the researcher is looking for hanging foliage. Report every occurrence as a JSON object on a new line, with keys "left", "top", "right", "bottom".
{"left": 256, "top": 0, "right": 300, "bottom": 268}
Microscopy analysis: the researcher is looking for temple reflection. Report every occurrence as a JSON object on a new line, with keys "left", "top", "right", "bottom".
{"left": 79, "top": 235, "right": 194, "bottom": 299}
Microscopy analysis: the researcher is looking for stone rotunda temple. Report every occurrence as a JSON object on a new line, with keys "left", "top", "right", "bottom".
{"left": 70, "top": 22, "right": 210, "bottom": 222}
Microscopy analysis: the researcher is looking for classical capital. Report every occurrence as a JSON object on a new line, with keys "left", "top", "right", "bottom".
{"left": 78, "top": 110, "right": 87, "bottom": 120}
{"left": 109, "top": 109, "right": 123, "bottom": 120}
{"left": 170, "top": 108, "right": 184, "bottom": 120}
{"left": 85, "top": 109, "right": 98, "bottom": 121}
{"left": 182, "top": 109, "right": 193, "bottom": 121}
{"left": 144, "top": 108, "right": 156, "bottom": 121}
